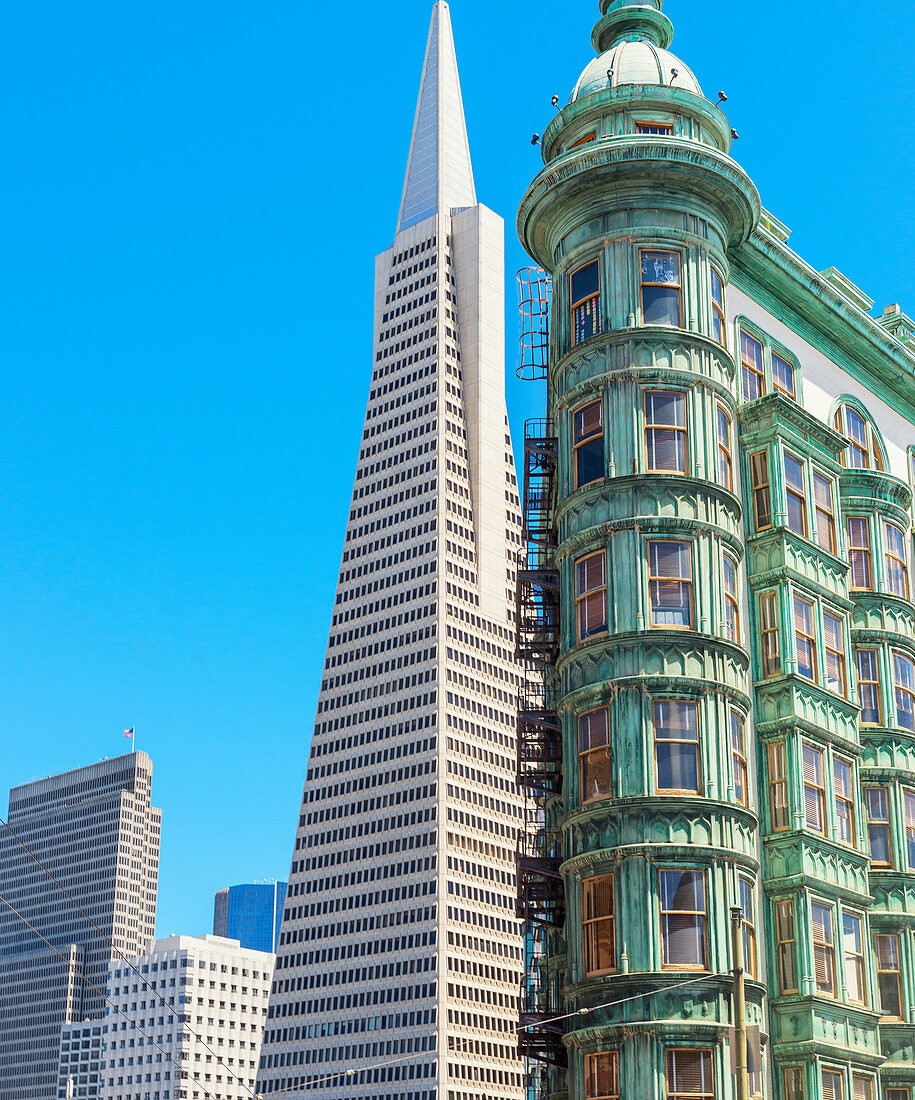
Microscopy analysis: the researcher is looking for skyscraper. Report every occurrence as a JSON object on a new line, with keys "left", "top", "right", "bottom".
{"left": 214, "top": 882, "right": 287, "bottom": 953}
{"left": 514, "top": 1, "right": 915, "bottom": 1098}
{"left": 0, "top": 753, "right": 161, "bottom": 1100}
{"left": 257, "top": 4, "right": 525, "bottom": 1098}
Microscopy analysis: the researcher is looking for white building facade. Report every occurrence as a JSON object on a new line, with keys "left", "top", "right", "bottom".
{"left": 99, "top": 934, "right": 273, "bottom": 1100}
{"left": 256, "top": 4, "right": 526, "bottom": 1099}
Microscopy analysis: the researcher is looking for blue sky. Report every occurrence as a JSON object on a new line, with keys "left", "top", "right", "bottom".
{"left": 2, "top": 0, "right": 913, "bottom": 939}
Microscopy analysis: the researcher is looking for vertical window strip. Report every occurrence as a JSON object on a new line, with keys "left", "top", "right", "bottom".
{"left": 723, "top": 555, "right": 739, "bottom": 643}
{"left": 772, "top": 351, "right": 795, "bottom": 397}
{"left": 716, "top": 406, "right": 733, "bottom": 490}
{"left": 731, "top": 713, "right": 747, "bottom": 807}
{"left": 784, "top": 454, "right": 808, "bottom": 537}
{"left": 852, "top": 1078, "right": 874, "bottom": 1100}
{"left": 570, "top": 260, "right": 602, "bottom": 347}
{"left": 660, "top": 869, "right": 707, "bottom": 969}
{"left": 794, "top": 596, "right": 817, "bottom": 682}
{"left": 665, "top": 1049, "right": 714, "bottom": 1100}
{"left": 710, "top": 269, "right": 726, "bottom": 347}
{"left": 648, "top": 540, "right": 693, "bottom": 629}
{"left": 775, "top": 898, "right": 799, "bottom": 994}
{"left": 573, "top": 400, "right": 604, "bottom": 488}
{"left": 759, "top": 592, "right": 781, "bottom": 678}
{"left": 822, "top": 1070, "right": 844, "bottom": 1100}
{"left": 640, "top": 249, "right": 682, "bottom": 328}
{"left": 894, "top": 652, "right": 915, "bottom": 732}
{"left": 654, "top": 700, "right": 700, "bottom": 795}
{"left": 767, "top": 741, "right": 789, "bottom": 832}
{"left": 750, "top": 450, "right": 771, "bottom": 530}
{"left": 579, "top": 708, "right": 612, "bottom": 804}
{"left": 812, "top": 901, "right": 836, "bottom": 996}
{"left": 644, "top": 390, "right": 687, "bottom": 473}
{"left": 885, "top": 522, "right": 909, "bottom": 599}
{"left": 739, "top": 877, "right": 756, "bottom": 978}
{"left": 904, "top": 790, "right": 915, "bottom": 871}
{"left": 843, "top": 911, "right": 866, "bottom": 1004}
{"left": 847, "top": 518, "right": 872, "bottom": 590}
{"left": 833, "top": 758, "right": 855, "bottom": 845}
{"left": 784, "top": 1067, "right": 805, "bottom": 1100}
{"left": 583, "top": 877, "right": 616, "bottom": 976}
{"left": 584, "top": 1051, "right": 619, "bottom": 1100}
{"left": 813, "top": 472, "right": 836, "bottom": 553}
{"left": 823, "top": 613, "right": 846, "bottom": 696}
{"left": 576, "top": 552, "right": 607, "bottom": 641}
{"left": 803, "top": 744, "right": 826, "bottom": 834}
{"left": 856, "top": 648, "right": 881, "bottom": 725}
{"left": 875, "top": 933, "right": 903, "bottom": 1019}
{"left": 865, "top": 787, "right": 891, "bottom": 867}
{"left": 740, "top": 330, "right": 765, "bottom": 401}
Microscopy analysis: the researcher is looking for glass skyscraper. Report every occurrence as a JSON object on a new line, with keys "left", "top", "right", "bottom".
{"left": 213, "top": 881, "right": 286, "bottom": 954}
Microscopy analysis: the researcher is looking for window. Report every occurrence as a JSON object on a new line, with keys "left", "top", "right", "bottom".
{"left": 570, "top": 130, "right": 597, "bottom": 149}
{"left": 574, "top": 400, "right": 604, "bottom": 487}
{"left": 784, "top": 1068, "right": 805, "bottom": 1100}
{"left": 571, "top": 260, "right": 602, "bottom": 346}
{"left": 823, "top": 613, "right": 846, "bottom": 696}
{"left": 655, "top": 700, "right": 700, "bottom": 794}
{"left": 812, "top": 901, "right": 836, "bottom": 995}
{"left": 906, "top": 791, "right": 915, "bottom": 870}
{"left": 885, "top": 522, "right": 909, "bottom": 598}
{"left": 768, "top": 742, "right": 789, "bottom": 831}
{"left": 794, "top": 597, "right": 817, "bottom": 681}
{"left": 640, "top": 249, "right": 681, "bottom": 327}
{"left": 813, "top": 473, "right": 836, "bottom": 553}
{"left": 772, "top": 352, "right": 795, "bottom": 397}
{"left": 710, "top": 270, "right": 726, "bottom": 346}
{"left": 876, "top": 933, "right": 903, "bottom": 1019}
{"left": 865, "top": 788, "right": 891, "bottom": 866}
{"left": 583, "top": 877, "right": 615, "bottom": 975}
{"left": 803, "top": 744, "right": 826, "bottom": 833}
{"left": 784, "top": 454, "right": 808, "bottom": 537}
{"left": 740, "top": 330, "right": 765, "bottom": 401}
{"left": 576, "top": 553, "right": 607, "bottom": 641}
{"left": 759, "top": 592, "right": 781, "bottom": 677}
{"left": 636, "top": 121, "right": 673, "bottom": 136}
{"left": 731, "top": 713, "right": 747, "bottom": 807}
{"left": 660, "top": 869, "right": 707, "bottom": 968}
{"left": 665, "top": 1049, "right": 713, "bottom": 1099}
{"left": 894, "top": 652, "right": 915, "bottom": 731}
{"left": 750, "top": 451, "right": 771, "bottom": 529}
{"left": 649, "top": 541, "right": 693, "bottom": 628}
{"left": 775, "top": 898, "right": 799, "bottom": 993}
{"left": 834, "top": 758, "right": 855, "bottom": 844}
{"left": 887, "top": 1091, "right": 911, "bottom": 1100}
{"left": 843, "top": 912, "right": 866, "bottom": 1003}
{"left": 716, "top": 406, "right": 732, "bottom": 489}
{"left": 579, "top": 708, "right": 612, "bottom": 803}
{"left": 852, "top": 1079, "right": 874, "bottom": 1100}
{"left": 835, "top": 404, "right": 883, "bottom": 470}
{"left": 723, "top": 556, "right": 739, "bottom": 643}
{"left": 822, "top": 1071, "right": 844, "bottom": 1100}
{"left": 847, "top": 519, "right": 872, "bottom": 590}
{"left": 739, "top": 878, "right": 756, "bottom": 978}
{"left": 584, "top": 1051, "right": 619, "bottom": 1100}
{"left": 645, "top": 391, "right": 687, "bottom": 473}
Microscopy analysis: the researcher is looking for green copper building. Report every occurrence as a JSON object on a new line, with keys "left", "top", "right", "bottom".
{"left": 513, "top": 2, "right": 915, "bottom": 1099}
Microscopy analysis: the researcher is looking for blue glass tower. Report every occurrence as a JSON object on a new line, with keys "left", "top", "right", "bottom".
{"left": 213, "top": 881, "right": 286, "bottom": 954}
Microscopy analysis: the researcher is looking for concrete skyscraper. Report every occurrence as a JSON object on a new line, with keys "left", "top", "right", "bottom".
{"left": 257, "top": 4, "right": 525, "bottom": 1098}
{"left": 0, "top": 753, "right": 161, "bottom": 1100}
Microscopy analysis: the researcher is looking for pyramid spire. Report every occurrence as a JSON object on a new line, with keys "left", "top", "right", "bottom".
{"left": 397, "top": 1, "right": 477, "bottom": 234}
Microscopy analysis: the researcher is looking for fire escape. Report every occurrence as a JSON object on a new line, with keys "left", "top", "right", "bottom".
{"left": 514, "top": 269, "right": 566, "bottom": 1082}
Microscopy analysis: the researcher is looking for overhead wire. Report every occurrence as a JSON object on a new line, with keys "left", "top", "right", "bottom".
{"left": 0, "top": 815, "right": 261, "bottom": 1100}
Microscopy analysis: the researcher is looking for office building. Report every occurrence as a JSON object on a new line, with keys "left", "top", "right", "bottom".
{"left": 213, "top": 882, "right": 286, "bottom": 954}
{"left": 514, "top": 1, "right": 915, "bottom": 1098}
{"left": 57, "top": 1021, "right": 104, "bottom": 1100}
{"left": 0, "top": 753, "right": 160, "bottom": 1100}
{"left": 256, "top": 4, "right": 526, "bottom": 1098}
{"left": 98, "top": 934, "right": 273, "bottom": 1100}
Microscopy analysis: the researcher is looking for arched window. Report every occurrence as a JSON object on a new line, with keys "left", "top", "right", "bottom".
{"left": 833, "top": 402, "right": 885, "bottom": 471}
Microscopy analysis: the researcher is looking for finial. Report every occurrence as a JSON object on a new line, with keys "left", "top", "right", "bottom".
{"left": 592, "top": 0, "right": 674, "bottom": 53}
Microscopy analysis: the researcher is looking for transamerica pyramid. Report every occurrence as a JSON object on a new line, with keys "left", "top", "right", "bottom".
{"left": 256, "top": 4, "right": 526, "bottom": 1099}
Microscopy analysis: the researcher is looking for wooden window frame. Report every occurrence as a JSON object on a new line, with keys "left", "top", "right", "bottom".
{"left": 875, "top": 932, "right": 903, "bottom": 1020}
{"left": 835, "top": 404, "right": 883, "bottom": 471}
{"left": 759, "top": 591, "right": 781, "bottom": 678}
{"left": 865, "top": 786, "right": 892, "bottom": 867}
{"left": 894, "top": 651, "right": 915, "bottom": 732}
{"left": 710, "top": 269, "right": 726, "bottom": 347}
{"left": 654, "top": 699, "right": 700, "bottom": 795}
{"left": 772, "top": 350, "right": 796, "bottom": 398}
{"left": 738, "top": 877, "right": 757, "bottom": 979}
{"left": 842, "top": 910, "right": 867, "bottom": 1005}
{"left": 851, "top": 1077, "right": 875, "bottom": 1100}
{"left": 583, "top": 876, "right": 616, "bottom": 976}
{"left": 660, "top": 868, "right": 708, "bottom": 970}
{"left": 794, "top": 595, "right": 818, "bottom": 683}
{"left": 823, "top": 611, "right": 847, "bottom": 697}
{"left": 716, "top": 405, "right": 732, "bottom": 490}
{"left": 635, "top": 120, "right": 673, "bottom": 136}
{"left": 639, "top": 248, "right": 682, "bottom": 329}
{"left": 569, "top": 129, "right": 597, "bottom": 150}
{"left": 740, "top": 329, "right": 765, "bottom": 401}
{"left": 784, "top": 1067, "right": 806, "bottom": 1100}
{"left": 570, "top": 259, "right": 602, "bottom": 348}
{"left": 813, "top": 471, "right": 837, "bottom": 554}
{"left": 803, "top": 743, "right": 827, "bottom": 834}
{"left": 665, "top": 1047, "right": 714, "bottom": 1100}
{"left": 783, "top": 452, "right": 809, "bottom": 539}
{"left": 887, "top": 1089, "right": 911, "bottom": 1100}
{"left": 648, "top": 540, "right": 694, "bottom": 630}
{"left": 576, "top": 551, "right": 608, "bottom": 642}
{"left": 833, "top": 757, "right": 855, "bottom": 846}
{"left": 906, "top": 790, "right": 915, "bottom": 871}
{"left": 775, "top": 898, "right": 799, "bottom": 994}
{"left": 855, "top": 648, "right": 882, "bottom": 726}
{"left": 731, "top": 712, "right": 747, "bottom": 807}
{"left": 579, "top": 707, "right": 612, "bottom": 805}
{"left": 749, "top": 450, "right": 772, "bottom": 530}
{"left": 812, "top": 900, "right": 837, "bottom": 997}
{"left": 723, "top": 554, "right": 739, "bottom": 643}
{"left": 822, "top": 1069, "right": 844, "bottom": 1100}
{"left": 847, "top": 517, "right": 873, "bottom": 591}
{"left": 584, "top": 1050, "right": 619, "bottom": 1100}
{"left": 573, "top": 399, "right": 604, "bottom": 489}
{"left": 884, "top": 521, "right": 910, "bottom": 599}
{"left": 644, "top": 389, "right": 688, "bottom": 474}
{"left": 768, "top": 741, "right": 790, "bottom": 832}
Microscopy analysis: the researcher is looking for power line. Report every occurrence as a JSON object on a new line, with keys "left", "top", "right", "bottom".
{"left": 0, "top": 891, "right": 220, "bottom": 1100}
{"left": 258, "top": 970, "right": 733, "bottom": 1098}
{"left": 0, "top": 815, "right": 261, "bottom": 1100}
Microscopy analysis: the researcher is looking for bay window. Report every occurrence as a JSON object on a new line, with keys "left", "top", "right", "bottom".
{"left": 571, "top": 260, "right": 602, "bottom": 346}
{"left": 579, "top": 707, "right": 612, "bottom": 803}
{"left": 584, "top": 1052, "right": 619, "bottom": 1100}
{"left": 660, "top": 869, "right": 707, "bottom": 968}
{"left": 856, "top": 648, "right": 881, "bottom": 725}
{"left": 645, "top": 390, "right": 687, "bottom": 473}
{"left": 885, "top": 521, "right": 909, "bottom": 598}
{"left": 576, "top": 552, "right": 607, "bottom": 641}
{"left": 574, "top": 400, "right": 604, "bottom": 487}
{"left": 655, "top": 700, "right": 700, "bottom": 794}
{"left": 583, "top": 876, "right": 615, "bottom": 975}
{"left": 648, "top": 541, "right": 693, "bottom": 628}
{"left": 640, "top": 249, "right": 681, "bottom": 327}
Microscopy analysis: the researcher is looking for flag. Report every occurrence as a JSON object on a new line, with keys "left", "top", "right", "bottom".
{"left": 123, "top": 728, "right": 134, "bottom": 738}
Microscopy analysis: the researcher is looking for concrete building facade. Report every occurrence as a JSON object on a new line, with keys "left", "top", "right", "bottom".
{"left": 256, "top": 4, "right": 526, "bottom": 1099}
{"left": 514, "top": 2, "right": 915, "bottom": 1099}
{"left": 0, "top": 753, "right": 160, "bottom": 1100}
{"left": 98, "top": 934, "right": 273, "bottom": 1100}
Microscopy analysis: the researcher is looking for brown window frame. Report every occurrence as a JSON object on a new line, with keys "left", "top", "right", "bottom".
{"left": 822, "top": 1070, "right": 844, "bottom": 1100}
{"left": 843, "top": 910, "right": 867, "bottom": 1005}
{"left": 639, "top": 248, "right": 682, "bottom": 329}
{"left": 794, "top": 595, "right": 818, "bottom": 682}
{"left": 768, "top": 741, "right": 790, "bottom": 832}
{"left": 648, "top": 540, "right": 693, "bottom": 630}
{"left": 851, "top": 1076, "right": 875, "bottom": 1100}
{"left": 876, "top": 932, "right": 903, "bottom": 1020}
{"left": 654, "top": 699, "right": 700, "bottom": 795}
{"left": 573, "top": 399, "right": 604, "bottom": 488}
{"left": 750, "top": 450, "right": 771, "bottom": 530}
{"left": 570, "top": 259, "right": 602, "bottom": 348}
{"left": 865, "top": 786, "right": 892, "bottom": 867}
{"left": 823, "top": 611, "right": 847, "bottom": 697}
{"left": 772, "top": 350, "right": 796, "bottom": 398}
{"left": 759, "top": 592, "right": 781, "bottom": 678}
{"left": 644, "top": 390, "right": 688, "bottom": 474}
{"left": 569, "top": 129, "right": 597, "bottom": 150}
{"left": 803, "top": 743, "right": 827, "bottom": 834}
{"left": 884, "top": 521, "right": 909, "bottom": 599}
{"left": 812, "top": 900, "right": 836, "bottom": 996}
{"left": 847, "top": 517, "right": 873, "bottom": 591}
{"left": 665, "top": 1048, "right": 714, "bottom": 1099}
{"left": 716, "top": 405, "right": 732, "bottom": 490}
{"left": 784, "top": 1066, "right": 806, "bottom": 1100}
{"left": 775, "top": 898, "right": 799, "bottom": 994}
{"left": 855, "top": 648, "right": 881, "bottom": 726}
{"left": 740, "top": 329, "right": 765, "bottom": 401}
{"left": 906, "top": 790, "right": 915, "bottom": 871}
{"left": 635, "top": 120, "right": 673, "bottom": 136}
{"left": 731, "top": 712, "right": 747, "bottom": 807}
{"left": 576, "top": 551, "right": 608, "bottom": 642}
{"left": 579, "top": 707, "right": 612, "bottom": 805}
{"left": 584, "top": 1050, "right": 619, "bottom": 1100}
{"left": 783, "top": 452, "right": 809, "bottom": 539}
{"left": 835, "top": 404, "right": 884, "bottom": 471}
{"left": 723, "top": 554, "right": 739, "bottom": 643}
{"left": 660, "top": 868, "right": 708, "bottom": 970}
{"left": 894, "top": 652, "right": 915, "bottom": 732}
{"left": 710, "top": 269, "right": 726, "bottom": 347}
{"left": 583, "top": 876, "right": 616, "bottom": 976}
{"left": 833, "top": 757, "right": 855, "bottom": 846}
{"left": 813, "top": 471, "right": 837, "bottom": 554}
{"left": 738, "top": 876, "right": 757, "bottom": 979}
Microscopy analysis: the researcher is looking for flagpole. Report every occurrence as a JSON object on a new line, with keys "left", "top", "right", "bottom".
{"left": 132, "top": 724, "right": 136, "bottom": 753}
